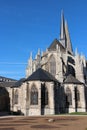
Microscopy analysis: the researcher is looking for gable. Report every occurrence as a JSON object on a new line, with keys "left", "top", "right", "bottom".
{"left": 48, "top": 39, "right": 65, "bottom": 52}
{"left": 26, "top": 68, "right": 58, "bottom": 82}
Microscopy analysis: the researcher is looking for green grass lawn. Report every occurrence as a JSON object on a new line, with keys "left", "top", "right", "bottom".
{"left": 69, "top": 112, "right": 87, "bottom": 115}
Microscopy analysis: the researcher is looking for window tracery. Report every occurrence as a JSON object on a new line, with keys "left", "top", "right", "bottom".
{"left": 30, "top": 85, "right": 38, "bottom": 105}
{"left": 14, "top": 89, "right": 18, "bottom": 104}
{"left": 66, "top": 87, "right": 72, "bottom": 106}
{"left": 49, "top": 55, "right": 56, "bottom": 76}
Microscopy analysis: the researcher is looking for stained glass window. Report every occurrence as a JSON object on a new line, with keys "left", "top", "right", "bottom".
{"left": 26, "top": 83, "right": 29, "bottom": 102}
{"left": 30, "top": 85, "right": 38, "bottom": 105}
{"left": 14, "top": 89, "right": 18, "bottom": 104}
{"left": 77, "top": 89, "right": 80, "bottom": 102}
{"left": 66, "top": 87, "right": 72, "bottom": 105}
{"left": 49, "top": 55, "right": 56, "bottom": 76}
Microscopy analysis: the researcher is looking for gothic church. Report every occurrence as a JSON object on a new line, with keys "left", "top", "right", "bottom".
{"left": 0, "top": 12, "right": 87, "bottom": 116}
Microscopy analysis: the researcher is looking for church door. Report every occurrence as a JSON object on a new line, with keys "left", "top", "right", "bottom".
{"left": 41, "top": 83, "right": 48, "bottom": 115}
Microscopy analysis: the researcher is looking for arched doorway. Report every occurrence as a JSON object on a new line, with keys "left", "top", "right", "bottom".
{"left": 41, "top": 83, "right": 48, "bottom": 115}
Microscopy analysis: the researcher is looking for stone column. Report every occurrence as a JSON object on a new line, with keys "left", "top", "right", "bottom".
{"left": 21, "top": 83, "right": 27, "bottom": 115}
{"left": 38, "top": 81, "right": 41, "bottom": 115}
{"left": 80, "top": 85, "right": 86, "bottom": 112}
{"left": 25, "top": 82, "right": 30, "bottom": 116}
{"left": 10, "top": 88, "right": 14, "bottom": 113}
{"left": 49, "top": 82, "right": 55, "bottom": 114}
{"left": 72, "top": 85, "right": 76, "bottom": 112}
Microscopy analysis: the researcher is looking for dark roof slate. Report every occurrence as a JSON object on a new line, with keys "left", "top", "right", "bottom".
{"left": 0, "top": 81, "right": 16, "bottom": 88}
{"left": 26, "top": 68, "right": 58, "bottom": 82}
{"left": 64, "top": 74, "right": 83, "bottom": 84}
{"left": 13, "top": 78, "right": 25, "bottom": 87}
{"left": 0, "top": 76, "right": 17, "bottom": 82}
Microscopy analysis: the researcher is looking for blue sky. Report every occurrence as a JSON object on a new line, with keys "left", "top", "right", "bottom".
{"left": 0, "top": 0, "right": 87, "bottom": 79}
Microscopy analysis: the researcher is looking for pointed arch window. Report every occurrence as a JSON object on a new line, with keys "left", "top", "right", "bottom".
{"left": 26, "top": 83, "right": 29, "bottom": 102}
{"left": 66, "top": 87, "right": 72, "bottom": 105}
{"left": 77, "top": 89, "right": 80, "bottom": 101}
{"left": 68, "top": 65, "right": 75, "bottom": 77}
{"left": 49, "top": 55, "right": 56, "bottom": 76}
{"left": 30, "top": 85, "right": 38, "bottom": 105}
{"left": 14, "top": 89, "right": 18, "bottom": 104}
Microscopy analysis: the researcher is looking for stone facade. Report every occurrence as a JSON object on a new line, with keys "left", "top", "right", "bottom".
{"left": 10, "top": 81, "right": 56, "bottom": 116}
{"left": 2, "top": 12, "right": 87, "bottom": 116}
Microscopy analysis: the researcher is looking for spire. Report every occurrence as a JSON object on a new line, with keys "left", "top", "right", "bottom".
{"left": 28, "top": 52, "right": 32, "bottom": 64}
{"left": 38, "top": 48, "right": 40, "bottom": 55}
{"left": 75, "top": 48, "right": 78, "bottom": 56}
{"left": 60, "top": 10, "right": 66, "bottom": 47}
{"left": 30, "top": 52, "right": 32, "bottom": 59}
{"left": 60, "top": 10, "right": 65, "bottom": 39}
{"left": 65, "top": 20, "right": 73, "bottom": 54}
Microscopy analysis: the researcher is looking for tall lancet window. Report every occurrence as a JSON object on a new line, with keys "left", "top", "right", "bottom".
{"left": 75, "top": 88, "right": 80, "bottom": 107}
{"left": 49, "top": 55, "right": 56, "bottom": 76}
{"left": 66, "top": 87, "right": 72, "bottom": 105}
{"left": 14, "top": 89, "right": 18, "bottom": 104}
{"left": 26, "top": 83, "right": 29, "bottom": 102}
{"left": 77, "top": 89, "right": 80, "bottom": 102}
{"left": 30, "top": 85, "right": 38, "bottom": 105}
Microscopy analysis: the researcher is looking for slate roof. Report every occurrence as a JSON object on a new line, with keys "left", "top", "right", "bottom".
{"left": 0, "top": 81, "right": 16, "bottom": 88}
{"left": 26, "top": 68, "right": 58, "bottom": 82}
{"left": 0, "top": 76, "right": 17, "bottom": 88}
{"left": 0, "top": 76, "right": 17, "bottom": 82}
{"left": 64, "top": 74, "right": 83, "bottom": 84}
{"left": 13, "top": 78, "right": 25, "bottom": 87}
{"left": 48, "top": 39, "right": 65, "bottom": 51}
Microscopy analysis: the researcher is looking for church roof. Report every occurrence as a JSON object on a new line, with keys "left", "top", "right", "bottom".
{"left": 0, "top": 76, "right": 17, "bottom": 82}
{"left": 0, "top": 81, "right": 16, "bottom": 88}
{"left": 26, "top": 68, "right": 58, "bottom": 82}
{"left": 64, "top": 74, "right": 83, "bottom": 84}
{"left": 13, "top": 78, "right": 25, "bottom": 87}
{"left": 0, "top": 76, "right": 17, "bottom": 88}
{"left": 48, "top": 39, "right": 65, "bottom": 51}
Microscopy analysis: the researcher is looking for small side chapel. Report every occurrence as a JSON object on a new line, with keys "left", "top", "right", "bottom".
{"left": 9, "top": 12, "right": 87, "bottom": 116}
